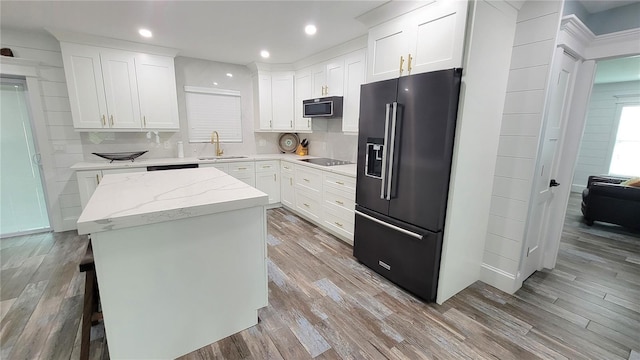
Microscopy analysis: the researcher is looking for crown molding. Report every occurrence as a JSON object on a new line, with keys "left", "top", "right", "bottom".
{"left": 46, "top": 28, "right": 179, "bottom": 57}
{"left": 557, "top": 15, "right": 595, "bottom": 60}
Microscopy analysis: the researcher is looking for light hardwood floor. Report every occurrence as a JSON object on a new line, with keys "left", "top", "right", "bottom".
{"left": 1, "top": 194, "right": 638, "bottom": 359}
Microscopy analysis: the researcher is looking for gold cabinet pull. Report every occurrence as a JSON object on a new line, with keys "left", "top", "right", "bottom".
{"left": 335, "top": 200, "right": 344, "bottom": 205}
{"left": 143, "top": 116, "right": 147, "bottom": 127}
{"left": 407, "top": 53, "right": 413, "bottom": 74}
{"left": 399, "top": 56, "right": 405, "bottom": 75}
{"left": 284, "top": 165, "right": 290, "bottom": 170}
{"left": 238, "top": 167, "right": 247, "bottom": 170}
{"left": 334, "top": 221, "right": 343, "bottom": 228}
{"left": 290, "top": 178, "right": 293, "bottom": 186}
{"left": 336, "top": 181, "right": 344, "bottom": 185}
{"left": 303, "top": 178, "right": 310, "bottom": 182}
{"left": 325, "top": 85, "right": 328, "bottom": 95}
{"left": 96, "top": 174, "right": 100, "bottom": 184}
{"left": 263, "top": 165, "right": 271, "bottom": 168}
{"left": 109, "top": 115, "right": 114, "bottom": 126}
{"left": 303, "top": 203, "right": 310, "bottom": 207}
{"left": 101, "top": 115, "right": 106, "bottom": 126}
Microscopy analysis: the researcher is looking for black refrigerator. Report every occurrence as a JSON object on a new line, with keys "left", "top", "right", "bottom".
{"left": 353, "top": 68, "right": 462, "bottom": 302}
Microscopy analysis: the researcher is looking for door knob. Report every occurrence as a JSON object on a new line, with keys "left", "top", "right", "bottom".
{"left": 550, "top": 179, "right": 560, "bottom": 187}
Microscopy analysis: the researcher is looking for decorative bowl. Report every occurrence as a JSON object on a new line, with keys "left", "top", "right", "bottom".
{"left": 92, "top": 151, "right": 148, "bottom": 162}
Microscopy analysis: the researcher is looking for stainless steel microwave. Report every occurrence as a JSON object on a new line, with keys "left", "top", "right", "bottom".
{"left": 303, "top": 96, "right": 343, "bottom": 118}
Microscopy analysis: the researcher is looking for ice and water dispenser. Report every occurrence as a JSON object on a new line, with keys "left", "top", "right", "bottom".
{"left": 365, "top": 138, "right": 384, "bottom": 179}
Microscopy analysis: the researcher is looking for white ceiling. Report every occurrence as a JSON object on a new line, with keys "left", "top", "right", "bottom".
{"left": 0, "top": 1, "right": 387, "bottom": 65}
{"left": 578, "top": 0, "right": 639, "bottom": 13}
{"left": 594, "top": 56, "right": 640, "bottom": 84}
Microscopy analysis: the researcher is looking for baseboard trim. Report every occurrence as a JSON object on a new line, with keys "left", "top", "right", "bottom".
{"left": 479, "top": 263, "right": 519, "bottom": 294}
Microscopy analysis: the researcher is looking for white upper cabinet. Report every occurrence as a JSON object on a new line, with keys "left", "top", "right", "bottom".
{"left": 294, "top": 68, "right": 313, "bottom": 132}
{"left": 135, "top": 55, "right": 180, "bottom": 130}
{"left": 100, "top": 50, "right": 141, "bottom": 129}
{"left": 61, "top": 43, "right": 108, "bottom": 129}
{"left": 271, "top": 73, "right": 295, "bottom": 130}
{"left": 253, "top": 71, "right": 294, "bottom": 131}
{"left": 342, "top": 49, "right": 366, "bottom": 133}
{"left": 367, "top": 0, "right": 468, "bottom": 82}
{"left": 325, "top": 60, "right": 344, "bottom": 97}
{"left": 310, "top": 60, "right": 345, "bottom": 97}
{"left": 60, "top": 42, "right": 179, "bottom": 131}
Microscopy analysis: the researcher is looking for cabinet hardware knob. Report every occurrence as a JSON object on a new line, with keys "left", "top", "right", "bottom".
{"left": 335, "top": 222, "right": 343, "bottom": 227}
{"left": 399, "top": 55, "right": 405, "bottom": 75}
{"left": 109, "top": 115, "right": 114, "bottom": 126}
{"left": 102, "top": 115, "right": 106, "bottom": 126}
{"left": 335, "top": 200, "right": 344, "bottom": 205}
{"left": 407, "top": 53, "right": 413, "bottom": 74}
{"left": 336, "top": 181, "right": 344, "bottom": 185}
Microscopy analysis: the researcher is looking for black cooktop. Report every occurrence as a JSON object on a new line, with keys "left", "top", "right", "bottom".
{"left": 299, "top": 158, "right": 352, "bottom": 166}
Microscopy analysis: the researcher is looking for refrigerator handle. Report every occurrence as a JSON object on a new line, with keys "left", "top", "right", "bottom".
{"left": 386, "top": 102, "right": 398, "bottom": 200}
{"left": 355, "top": 210, "right": 423, "bottom": 240}
{"left": 380, "top": 103, "right": 391, "bottom": 199}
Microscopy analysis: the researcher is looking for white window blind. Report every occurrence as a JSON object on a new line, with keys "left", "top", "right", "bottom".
{"left": 185, "top": 86, "right": 242, "bottom": 143}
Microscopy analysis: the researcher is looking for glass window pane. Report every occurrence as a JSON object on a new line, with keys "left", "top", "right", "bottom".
{"left": 609, "top": 105, "right": 640, "bottom": 177}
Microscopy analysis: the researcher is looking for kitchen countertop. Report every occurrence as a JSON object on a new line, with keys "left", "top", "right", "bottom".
{"left": 76, "top": 167, "right": 269, "bottom": 234}
{"left": 71, "top": 153, "right": 358, "bottom": 178}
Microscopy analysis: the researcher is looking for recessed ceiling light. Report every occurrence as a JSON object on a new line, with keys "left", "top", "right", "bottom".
{"left": 260, "top": 50, "right": 270, "bottom": 58}
{"left": 305, "top": 24, "right": 317, "bottom": 36}
{"left": 226, "top": 73, "right": 233, "bottom": 78}
{"left": 138, "top": 28, "right": 153, "bottom": 38}
{"left": 213, "top": 82, "right": 218, "bottom": 86}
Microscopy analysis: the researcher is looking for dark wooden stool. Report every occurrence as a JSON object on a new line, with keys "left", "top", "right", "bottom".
{"left": 79, "top": 242, "right": 103, "bottom": 360}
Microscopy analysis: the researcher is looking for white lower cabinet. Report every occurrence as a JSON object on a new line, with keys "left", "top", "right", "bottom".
{"left": 227, "top": 162, "right": 255, "bottom": 187}
{"left": 199, "top": 163, "right": 229, "bottom": 173}
{"left": 322, "top": 173, "right": 356, "bottom": 244}
{"left": 280, "top": 162, "right": 295, "bottom": 208}
{"left": 255, "top": 161, "right": 280, "bottom": 204}
{"left": 76, "top": 168, "right": 146, "bottom": 210}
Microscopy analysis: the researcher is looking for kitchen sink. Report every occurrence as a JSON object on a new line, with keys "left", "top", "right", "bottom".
{"left": 198, "top": 155, "right": 248, "bottom": 160}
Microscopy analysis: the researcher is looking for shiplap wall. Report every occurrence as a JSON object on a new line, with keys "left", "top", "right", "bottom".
{"left": 572, "top": 80, "right": 640, "bottom": 191}
{"left": 480, "top": 0, "right": 563, "bottom": 293}
{"left": 1, "top": 29, "right": 83, "bottom": 231}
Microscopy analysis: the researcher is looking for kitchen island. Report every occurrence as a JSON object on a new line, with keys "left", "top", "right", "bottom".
{"left": 76, "top": 168, "right": 269, "bottom": 359}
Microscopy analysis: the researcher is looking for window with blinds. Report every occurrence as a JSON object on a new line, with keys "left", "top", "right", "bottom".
{"left": 185, "top": 86, "right": 242, "bottom": 143}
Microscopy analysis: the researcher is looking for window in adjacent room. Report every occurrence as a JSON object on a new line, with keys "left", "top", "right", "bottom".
{"left": 609, "top": 104, "right": 640, "bottom": 176}
{"left": 185, "top": 86, "right": 242, "bottom": 143}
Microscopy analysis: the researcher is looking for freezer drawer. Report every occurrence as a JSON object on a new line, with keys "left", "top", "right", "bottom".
{"left": 353, "top": 207, "right": 442, "bottom": 302}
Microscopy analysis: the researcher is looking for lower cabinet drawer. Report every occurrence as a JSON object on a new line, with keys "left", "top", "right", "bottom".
{"left": 295, "top": 189, "right": 321, "bottom": 222}
{"left": 322, "top": 208, "right": 355, "bottom": 240}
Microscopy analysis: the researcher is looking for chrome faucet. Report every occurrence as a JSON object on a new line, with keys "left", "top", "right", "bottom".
{"left": 211, "top": 131, "right": 224, "bottom": 156}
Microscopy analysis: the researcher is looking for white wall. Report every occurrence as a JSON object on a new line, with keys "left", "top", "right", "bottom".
{"left": 480, "top": 0, "right": 563, "bottom": 293}
{"left": 572, "top": 80, "right": 640, "bottom": 191}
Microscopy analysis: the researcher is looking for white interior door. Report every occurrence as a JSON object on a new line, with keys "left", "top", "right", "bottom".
{"left": 521, "top": 50, "right": 577, "bottom": 281}
{"left": 0, "top": 78, "right": 50, "bottom": 236}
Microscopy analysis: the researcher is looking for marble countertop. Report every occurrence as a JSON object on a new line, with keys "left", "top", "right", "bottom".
{"left": 76, "top": 168, "right": 269, "bottom": 235}
{"left": 71, "top": 153, "right": 358, "bottom": 178}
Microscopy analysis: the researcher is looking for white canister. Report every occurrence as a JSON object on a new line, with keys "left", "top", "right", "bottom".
{"left": 177, "top": 141, "right": 184, "bottom": 158}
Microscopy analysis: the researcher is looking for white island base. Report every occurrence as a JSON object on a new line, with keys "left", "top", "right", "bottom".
{"left": 76, "top": 168, "right": 268, "bottom": 359}
{"left": 92, "top": 206, "right": 267, "bottom": 359}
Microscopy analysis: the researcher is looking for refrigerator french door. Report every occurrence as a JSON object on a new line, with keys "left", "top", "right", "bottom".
{"left": 354, "top": 69, "right": 462, "bottom": 302}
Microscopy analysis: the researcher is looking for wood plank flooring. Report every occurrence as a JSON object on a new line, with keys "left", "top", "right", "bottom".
{"left": 1, "top": 193, "right": 638, "bottom": 359}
